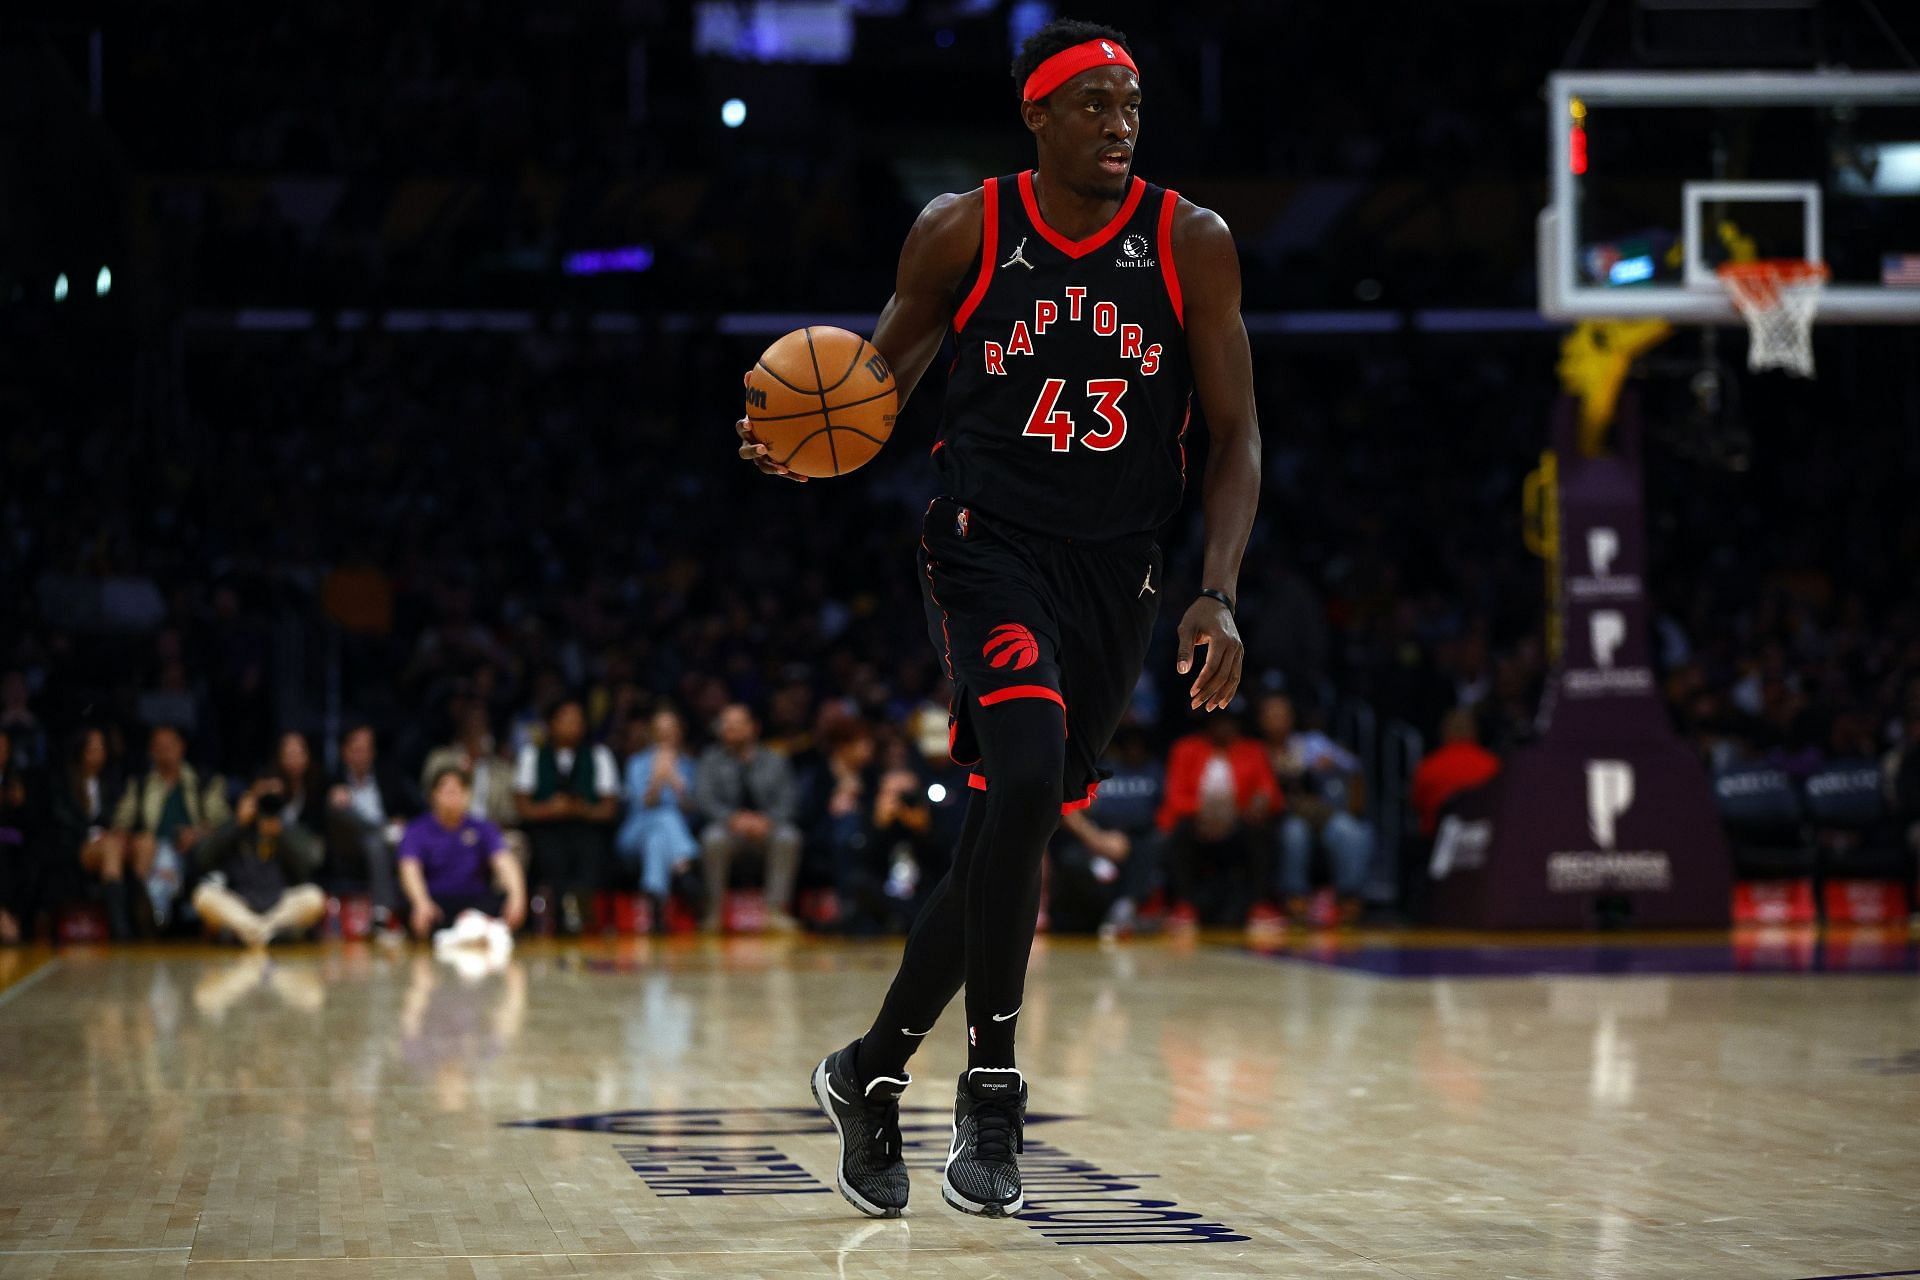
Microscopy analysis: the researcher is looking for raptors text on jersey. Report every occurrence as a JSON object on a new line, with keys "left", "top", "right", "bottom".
{"left": 936, "top": 170, "right": 1193, "bottom": 542}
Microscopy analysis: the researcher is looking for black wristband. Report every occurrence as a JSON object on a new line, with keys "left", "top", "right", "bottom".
{"left": 1197, "top": 587, "right": 1236, "bottom": 614}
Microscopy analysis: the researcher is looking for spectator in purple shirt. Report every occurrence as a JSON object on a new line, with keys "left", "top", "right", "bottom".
{"left": 397, "top": 767, "right": 527, "bottom": 938}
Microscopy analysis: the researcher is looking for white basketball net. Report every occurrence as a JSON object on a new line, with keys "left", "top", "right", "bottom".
{"left": 1718, "top": 260, "right": 1828, "bottom": 378}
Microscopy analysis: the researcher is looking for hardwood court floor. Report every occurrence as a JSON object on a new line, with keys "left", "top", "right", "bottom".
{"left": 1, "top": 928, "right": 1917, "bottom": 1279}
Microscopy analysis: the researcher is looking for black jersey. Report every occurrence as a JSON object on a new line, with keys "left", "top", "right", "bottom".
{"left": 934, "top": 171, "right": 1193, "bottom": 543}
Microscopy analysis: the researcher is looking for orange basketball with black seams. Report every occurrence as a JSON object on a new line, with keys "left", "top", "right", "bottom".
{"left": 745, "top": 326, "right": 897, "bottom": 478}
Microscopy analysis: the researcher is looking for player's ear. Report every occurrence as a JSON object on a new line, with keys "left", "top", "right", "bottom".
{"left": 1018, "top": 97, "right": 1049, "bottom": 137}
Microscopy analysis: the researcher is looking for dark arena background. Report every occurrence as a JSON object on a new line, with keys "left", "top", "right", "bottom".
{"left": 3, "top": 3, "right": 1920, "bottom": 1276}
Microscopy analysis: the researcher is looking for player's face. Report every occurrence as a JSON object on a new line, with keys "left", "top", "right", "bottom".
{"left": 1035, "top": 67, "right": 1140, "bottom": 201}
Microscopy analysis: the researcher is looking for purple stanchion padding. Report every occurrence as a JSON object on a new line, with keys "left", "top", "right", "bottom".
{"left": 1430, "top": 394, "right": 1731, "bottom": 928}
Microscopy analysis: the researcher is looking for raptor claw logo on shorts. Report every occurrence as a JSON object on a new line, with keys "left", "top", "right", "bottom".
{"left": 984, "top": 623, "right": 1040, "bottom": 671}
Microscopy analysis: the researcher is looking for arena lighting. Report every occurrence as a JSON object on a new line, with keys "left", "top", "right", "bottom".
{"left": 96, "top": 266, "right": 111, "bottom": 296}
{"left": 1008, "top": 0, "right": 1054, "bottom": 52}
{"left": 562, "top": 245, "right": 655, "bottom": 275}
{"left": 927, "top": 783, "right": 948, "bottom": 803}
{"left": 721, "top": 97, "right": 747, "bottom": 127}
{"left": 53, "top": 273, "right": 68, "bottom": 302}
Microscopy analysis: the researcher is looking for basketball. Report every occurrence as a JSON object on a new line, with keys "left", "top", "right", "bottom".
{"left": 744, "top": 326, "right": 897, "bottom": 478}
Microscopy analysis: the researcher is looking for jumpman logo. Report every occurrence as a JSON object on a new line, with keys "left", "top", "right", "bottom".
{"left": 1001, "top": 236, "right": 1035, "bottom": 270}
{"left": 1138, "top": 565, "right": 1156, "bottom": 597}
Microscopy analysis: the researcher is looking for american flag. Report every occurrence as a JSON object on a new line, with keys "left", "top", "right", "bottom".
{"left": 1884, "top": 254, "right": 1920, "bottom": 287}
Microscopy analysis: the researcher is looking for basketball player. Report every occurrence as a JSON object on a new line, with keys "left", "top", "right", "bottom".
{"left": 734, "top": 19, "right": 1260, "bottom": 1219}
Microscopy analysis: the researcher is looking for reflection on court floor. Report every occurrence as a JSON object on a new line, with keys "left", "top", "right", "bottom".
{"left": 0, "top": 933, "right": 1915, "bottom": 1278}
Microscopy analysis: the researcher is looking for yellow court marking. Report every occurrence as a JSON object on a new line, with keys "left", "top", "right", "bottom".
{"left": 0, "top": 950, "right": 59, "bottom": 1005}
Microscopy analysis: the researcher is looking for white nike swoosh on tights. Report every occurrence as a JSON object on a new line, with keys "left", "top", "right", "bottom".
{"left": 990, "top": 1004, "right": 1022, "bottom": 1022}
{"left": 825, "top": 1079, "right": 849, "bottom": 1106}
{"left": 901, "top": 1026, "right": 932, "bottom": 1037}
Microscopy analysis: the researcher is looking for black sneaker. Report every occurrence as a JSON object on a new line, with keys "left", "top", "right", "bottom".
{"left": 941, "top": 1068, "right": 1026, "bottom": 1217}
{"left": 810, "top": 1041, "right": 910, "bottom": 1217}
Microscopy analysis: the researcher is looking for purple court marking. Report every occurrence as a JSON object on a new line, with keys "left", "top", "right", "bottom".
{"left": 1245, "top": 940, "right": 1920, "bottom": 978}
{"left": 1786, "top": 1270, "right": 1920, "bottom": 1279}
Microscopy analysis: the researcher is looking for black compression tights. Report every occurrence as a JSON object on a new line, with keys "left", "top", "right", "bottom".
{"left": 856, "top": 696, "right": 1064, "bottom": 1079}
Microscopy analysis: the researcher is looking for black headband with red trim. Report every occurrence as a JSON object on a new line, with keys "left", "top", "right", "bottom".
{"left": 1021, "top": 37, "right": 1139, "bottom": 102}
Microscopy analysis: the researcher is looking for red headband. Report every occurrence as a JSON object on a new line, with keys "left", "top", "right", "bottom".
{"left": 1022, "top": 37, "right": 1138, "bottom": 103}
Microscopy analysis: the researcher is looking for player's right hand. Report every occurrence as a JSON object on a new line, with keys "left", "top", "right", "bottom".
{"left": 735, "top": 416, "right": 807, "bottom": 482}
{"left": 737, "top": 371, "right": 807, "bottom": 481}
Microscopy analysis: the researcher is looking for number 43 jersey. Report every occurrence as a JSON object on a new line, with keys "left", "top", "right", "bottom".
{"left": 935, "top": 170, "right": 1194, "bottom": 543}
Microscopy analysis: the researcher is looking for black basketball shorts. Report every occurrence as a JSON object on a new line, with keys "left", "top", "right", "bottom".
{"left": 918, "top": 496, "right": 1161, "bottom": 811}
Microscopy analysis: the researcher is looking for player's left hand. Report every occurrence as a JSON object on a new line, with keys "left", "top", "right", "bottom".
{"left": 1176, "top": 596, "right": 1243, "bottom": 712}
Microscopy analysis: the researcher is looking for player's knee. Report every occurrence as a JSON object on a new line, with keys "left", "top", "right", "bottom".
{"left": 977, "top": 702, "right": 1066, "bottom": 821}
{"left": 992, "top": 768, "right": 1057, "bottom": 822}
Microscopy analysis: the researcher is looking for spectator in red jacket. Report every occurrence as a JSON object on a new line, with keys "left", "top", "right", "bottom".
{"left": 1410, "top": 708, "right": 1501, "bottom": 837}
{"left": 1156, "top": 710, "right": 1281, "bottom": 925}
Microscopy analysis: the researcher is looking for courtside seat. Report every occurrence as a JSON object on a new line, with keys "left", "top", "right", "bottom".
{"left": 1804, "top": 759, "right": 1908, "bottom": 880}
{"left": 1713, "top": 764, "right": 1811, "bottom": 878}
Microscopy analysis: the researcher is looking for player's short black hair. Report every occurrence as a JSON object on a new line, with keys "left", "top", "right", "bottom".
{"left": 1011, "top": 18, "right": 1132, "bottom": 101}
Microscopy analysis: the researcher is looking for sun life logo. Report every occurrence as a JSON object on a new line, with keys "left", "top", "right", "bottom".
{"left": 1122, "top": 234, "right": 1148, "bottom": 260}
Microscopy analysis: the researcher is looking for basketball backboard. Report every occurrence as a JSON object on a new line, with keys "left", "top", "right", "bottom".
{"left": 1539, "top": 71, "right": 1920, "bottom": 323}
